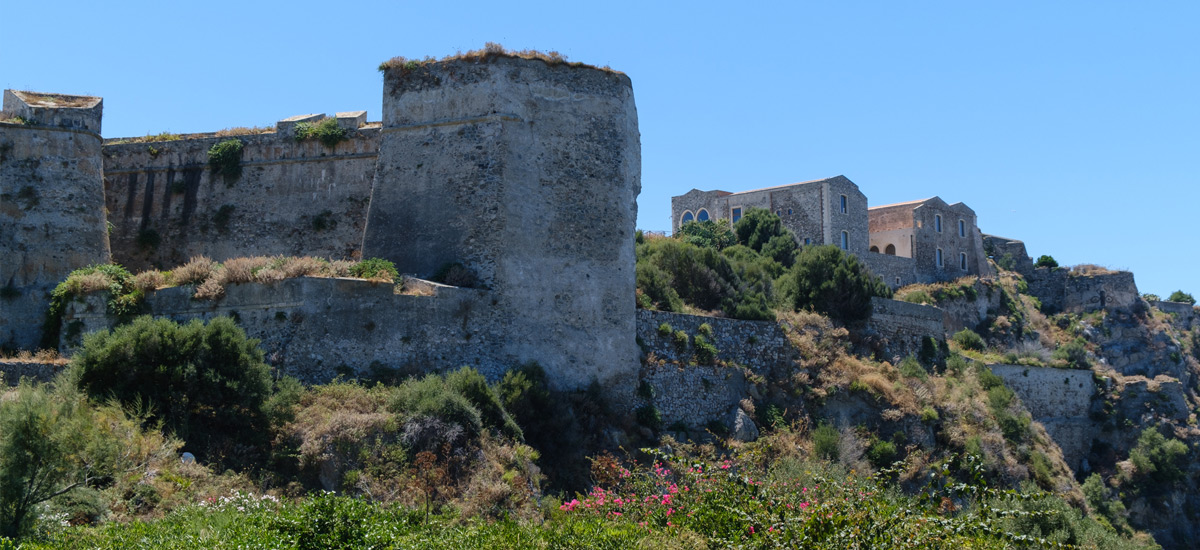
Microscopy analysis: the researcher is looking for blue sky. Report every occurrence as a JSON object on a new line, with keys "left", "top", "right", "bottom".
{"left": 3, "top": 1, "right": 1195, "bottom": 297}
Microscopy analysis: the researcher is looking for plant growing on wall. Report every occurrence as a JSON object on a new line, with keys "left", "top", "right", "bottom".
{"left": 207, "top": 139, "right": 244, "bottom": 182}
{"left": 294, "top": 118, "right": 347, "bottom": 149}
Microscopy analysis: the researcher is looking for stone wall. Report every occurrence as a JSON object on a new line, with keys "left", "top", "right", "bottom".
{"left": 635, "top": 309, "right": 796, "bottom": 370}
{"left": 982, "top": 234, "right": 1032, "bottom": 275}
{"left": 0, "top": 360, "right": 65, "bottom": 385}
{"left": 1, "top": 93, "right": 111, "bottom": 349}
{"left": 863, "top": 251, "right": 916, "bottom": 288}
{"left": 1150, "top": 300, "right": 1197, "bottom": 330}
{"left": 1028, "top": 268, "right": 1140, "bottom": 315}
{"left": 102, "top": 127, "right": 379, "bottom": 271}
{"left": 989, "top": 364, "right": 1097, "bottom": 468}
{"left": 640, "top": 363, "right": 748, "bottom": 428}
{"left": 910, "top": 199, "right": 988, "bottom": 282}
{"left": 866, "top": 297, "right": 945, "bottom": 361}
{"left": 58, "top": 278, "right": 518, "bottom": 384}
{"left": 363, "top": 56, "right": 641, "bottom": 393}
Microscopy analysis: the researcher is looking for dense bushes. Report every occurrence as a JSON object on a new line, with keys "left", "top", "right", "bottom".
{"left": 785, "top": 245, "right": 892, "bottom": 323}
{"left": 1128, "top": 427, "right": 1188, "bottom": 487}
{"left": 70, "top": 316, "right": 272, "bottom": 464}
{"left": 1167, "top": 290, "right": 1195, "bottom": 305}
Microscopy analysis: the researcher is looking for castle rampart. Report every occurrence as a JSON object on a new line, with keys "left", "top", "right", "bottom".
{"left": 102, "top": 125, "right": 380, "bottom": 271}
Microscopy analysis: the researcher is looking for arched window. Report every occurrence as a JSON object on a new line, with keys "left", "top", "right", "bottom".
{"left": 681, "top": 211, "right": 694, "bottom": 224}
{"left": 841, "top": 231, "right": 849, "bottom": 250}
{"left": 936, "top": 248, "right": 944, "bottom": 267}
{"left": 697, "top": 209, "right": 709, "bottom": 222}
{"left": 958, "top": 219, "right": 965, "bottom": 237}
{"left": 935, "top": 215, "right": 942, "bottom": 233}
{"left": 960, "top": 252, "right": 967, "bottom": 270}
{"left": 870, "top": 245, "right": 879, "bottom": 253}
{"left": 885, "top": 244, "right": 896, "bottom": 255}
{"left": 775, "top": 209, "right": 782, "bottom": 217}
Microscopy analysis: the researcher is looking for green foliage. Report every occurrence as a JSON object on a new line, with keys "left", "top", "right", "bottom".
{"left": 1029, "top": 450, "right": 1053, "bottom": 488}
{"left": 952, "top": 328, "right": 985, "bottom": 351}
{"left": 899, "top": 355, "right": 927, "bottom": 380}
{"left": 635, "top": 405, "right": 662, "bottom": 430}
{"left": 675, "top": 219, "right": 735, "bottom": 250}
{"left": 866, "top": 439, "right": 897, "bottom": 468}
{"left": 900, "top": 290, "right": 933, "bottom": 304}
{"left": 920, "top": 407, "right": 939, "bottom": 423}
{"left": 656, "top": 322, "right": 672, "bottom": 337}
{"left": 812, "top": 422, "right": 840, "bottom": 461}
{"left": 206, "top": 139, "right": 244, "bottom": 181}
{"left": 41, "top": 264, "right": 144, "bottom": 349}
{"left": 978, "top": 367, "right": 1004, "bottom": 390}
{"left": 445, "top": 367, "right": 522, "bottom": 440}
{"left": 733, "top": 208, "right": 799, "bottom": 266}
{"left": 1035, "top": 255, "right": 1059, "bottom": 268}
{"left": 70, "top": 316, "right": 271, "bottom": 464}
{"left": 986, "top": 384, "right": 1031, "bottom": 442}
{"left": 1128, "top": 427, "right": 1188, "bottom": 486}
{"left": 350, "top": 258, "right": 399, "bottom": 281}
{"left": 391, "top": 373, "right": 484, "bottom": 438}
{"left": 692, "top": 333, "right": 718, "bottom": 365}
{"left": 785, "top": 245, "right": 891, "bottom": 323}
{"left": 672, "top": 329, "right": 689, "bottom": 352}
{"left": 293, "top": 118, "right": 348, "bottom": 149}
{"left": 1052, "top": 337, "right": 1090, "bottom": 369}
{"left": 1167, "top": 290, "right": 1195, "bottom": 305}
{"left": 636, "top": 232, "right": 778, "bottom": 320}
{"left": 946, "top": 354, "right": 970, "bottom": 377}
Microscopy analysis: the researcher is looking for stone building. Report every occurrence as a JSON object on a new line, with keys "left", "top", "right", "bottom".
{"left": 670, "top": 175, "right": 869, "bottom": 256}
{"left": 866, "top": 197, "right": 991, "bottom": 285}
{"left": 669, "top": 180, "right": 991, "bottom": 287}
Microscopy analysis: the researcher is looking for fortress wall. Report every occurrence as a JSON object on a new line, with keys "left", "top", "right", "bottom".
{"left": 102, "top": 128, "right": 379, "bottom": 271}
{"left": 1028, "top": 268, "right": 1139, "bottom": 315}
{"left": 365, "top": 56, "right": 641, "bottom": 392}
{"left": 867, "top": 297, "right": 945, "bottom": 360}
{"left": 636, "top": 309, "right": 797, "bottom": 371}
{"left": 863, "top": 251, "right": 916, "bottom": 288}
{"left": 0, "top": 360, "right": 65, "bottom": 385}
{"left": 0, "top": 121, "right": 110, "bottom": 349}
{"left": 641, "top": 363, "right": 747, "bottom": 428}
{"left": 58, "top": 278, "right": 522, "bottom": 383}
{"left": 989, "top": 364, "right": 1097, "bottom": 468}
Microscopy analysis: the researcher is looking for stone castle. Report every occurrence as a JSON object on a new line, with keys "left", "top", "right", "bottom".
{"left": 1, "top": 53, "right": 640, "bottom": 392}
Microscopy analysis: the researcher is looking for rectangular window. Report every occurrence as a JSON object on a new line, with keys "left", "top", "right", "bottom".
{"left": 731, "top": 207, "right": 742, "bottom": 223}
{"left": 935, "top": 215, "right": 942, "bottom": 233}
{"left": 960, "top": 252, "right": 967, "bottom": 270}
{"left": 958, "top": 220, "right": 965, "bottom": 237}
{"left": 840, "top": 195, "right": 847, "bottom": 214}
{"left": 803, "top": 238, "right": 811, "bottom": 245}
{"left": 841, "top": 231, "right": 849, "bottom": 250}
{"left": 936, "top": 248, "right": 944, "bottom": 267}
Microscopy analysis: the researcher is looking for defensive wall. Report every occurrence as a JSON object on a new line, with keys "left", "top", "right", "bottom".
{"left": 1027, "top": 268, "right": 1139, "bottom": 315}
{"left": 865, "top": 297, "right": 945, "bottom": 361}
{"left": 989, "top": 364, "right": 1097, "bottom": 469}
{"left": 103, "top": 121, "right": 379, "bottom": 271}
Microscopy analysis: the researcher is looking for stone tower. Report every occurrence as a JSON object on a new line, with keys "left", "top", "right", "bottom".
{"left": 0, "top": 90, "right": 111, "bottom": 349}
{"left": 363, "top": 55, "right": 641, "bottom": 390}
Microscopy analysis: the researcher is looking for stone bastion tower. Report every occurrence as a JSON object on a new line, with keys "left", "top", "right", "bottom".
{"left": 0, "top": 90, "right": 111, "bottom": 349}
{"left": 363, "top": 55, "right": 642, "bottom": 391}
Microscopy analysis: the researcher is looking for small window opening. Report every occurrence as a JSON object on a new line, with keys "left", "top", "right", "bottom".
{"left": 787, "top": 208, "right": 793, "bottom": 215}
{"left": 935, "top": 215, "right": 942, "bottom": 233}
{"left": 885, "top": 244, "right": 896, "bottom": 255}
{"left": 958, "top": 219, "right": 965, "bottom": 237}
{"left": 869, "top": 245, "right": 879, "bottom": 253}
{"left": 841, "top": 231, "right": 849, "bottom": 250}
{"left": 936, "top": 248, "right": 944, "bottom": 267}
{"left": 840, "top": 195, "right": 847, "bottom": 214}
{"left": 731, "top": 207, "right": 742, "bottom": 223}
{"left": 960, "top": 252, "right": 967, "bottom": 270}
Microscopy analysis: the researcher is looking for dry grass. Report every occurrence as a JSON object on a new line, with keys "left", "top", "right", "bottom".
{"left": 379, "top": 42, "right": 621, "bottom": 75}
{"left": 17, "top": 91, "right": 97, "bottom": 108}
{"left": 1, "top": 348, "right": 63, "bottom": 363}
{"left": 1070, "top": 264, "right": 1118, "bottom": 276}
{"left": 280, "top": 256, "right": 328, "bottom": 278}
{"left": 132, "top": 271, "right": 167, "bottom": 292}
{"left": 72, "top": 271, "right": 114, "bottom": 293}
{"left": 193, "top": 278, "right": 225, "bottom": 300}
{"left": 173, "top": 256, "right": 217, "bottom": 285}
{"left": 215, "top": 126, "right": 273, "bottom": 137}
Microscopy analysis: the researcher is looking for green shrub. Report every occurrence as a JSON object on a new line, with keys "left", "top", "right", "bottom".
{"left": 1029, "top": 450, "right": 1053, "bottom": 488}
{"left": 656, "top": 322, "right": 672, "bottom": 337}
{"left": 733, "top": 208, "right": 798, "bottom": 266}
{"left": 978, "top": 367, "right": 1004, "bottom": 390}
{"left": 675, "top": 219, "right": 735, "bottom": 250}
{"left": 445, "top": 367, "right": 522, "bottom": 440}
{"left": 920, "top": 407, "right": 939, "bottom": 423}
{"left": 391, "top": 373, "right": 484, "bottom": 438}
{"left": 635, "top": 405, "right": 662, "bottom": 430}
{"left": 946, "top": 354, "right": 970, "bottom": 377}
{"left": 1167, "top": 290, "right": 1195, "bottom": 305}
{"left": 70, "top": 316, "right": 272, "bottom": 464}
{"left": 1035, "top": 255, "right": 1058, "bottom": 268}
{"left": 294, "top": 118, "right": 348, "bottom": 149}
{"left": 900, "top": 290, "right": 933, "bottom": 304}
{"left": 351, "top": 258, "right": 399, "bottom": 281}
{"left": 951, "top": 328, "right": 985, "bottom": 351}
{"left": 898, "top": 356, "right": 927, "bottom": 380}
{"left": 785, "top": 245, "right": 891, "bottom": 323}
{"left": 672, "top": 330, "right": 689, "bottom": 352}
{"left": 812, "top": 422, "right": 840, "bottom": 461}
{"left": 692, "top": 334, "right": 717, "bottom": 365}
{"left": 207, "top": 139, "right": 244, "bottom": 181}
{"left": 1052, "top": 337, "right": 1089, "bottom": 368}
{"left": 1129, "top": 427, "right": 1188, "bottom": 486}
{"left": 41, "top": 264, "right": 143, "bottom": 349}
{"left": 697, "top": 323, "right": 713, "bottom": 338}
{"left": 866, "top": 439, "right": 897, "bottom": 468}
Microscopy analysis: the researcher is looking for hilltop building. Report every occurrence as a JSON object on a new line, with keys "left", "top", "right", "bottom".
{"left": 669, "top": 179, "right": 992, "bottom": 287}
